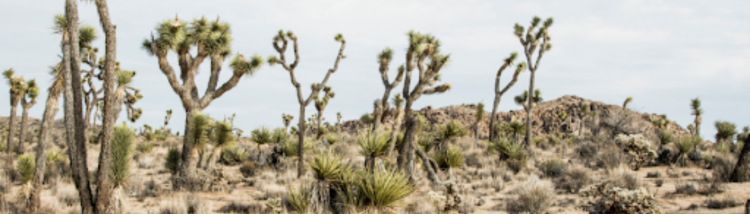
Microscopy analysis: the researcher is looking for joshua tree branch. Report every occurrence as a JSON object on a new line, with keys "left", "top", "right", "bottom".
{"left": 202, "top": 72, "right": 242, "bottom": 108}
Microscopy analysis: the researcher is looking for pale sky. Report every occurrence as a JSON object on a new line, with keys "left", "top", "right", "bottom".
{"left": 1, "top": 0, "right": 749, "bottom": 141}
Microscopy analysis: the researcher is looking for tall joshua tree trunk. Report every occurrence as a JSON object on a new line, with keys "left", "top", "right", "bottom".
{"left": 488, "top": 53, "right": 524, "bottom": 142}
{"left": 731, "top": 136, "right": 750, "bottom": 182}
{"left": 27, "top": 68, "right": 63, "bottom": 212}
{"left": 269, "top": 31, "right": 346, "bottom": 178}
{"left": 386, "top": 94, "right": 404, "bottom": 156}
{"left": 144, "top": 17, "right": 263, "bottom": 180}
{"left": 17, "top": 82, "right": 38, "bottom": 154}
{"left": 395, "top": 31, "right": 452, "bottom": 183}
{"left": 514, "top": 17, "right": 554, "bottom": 145}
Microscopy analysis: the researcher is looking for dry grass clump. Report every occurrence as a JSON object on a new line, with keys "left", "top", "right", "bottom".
{"left": 507, "top": 176, "right": 556, "bottom": 214}
{"left": 581, "top": 182, "right": 663, "bottom": 214}
{"left": 158, "top": 194, "right": 210, "bottom": 214}
{"left": 56, "top": 185, "right": 80, "bottom": 207}
{"left": 674, "top": 182, "right": 697, "bottom": 195}
{"left": 705, "top": 196, "right": 740, "bottom": 209}
{"left": 218, "top": 200, "right": 264, "bottom": 214}
{"left": 538, "top": 158, "right": 566, "bottom": 178}
{"left": 556, "top": 166, "right": 591, "bottom": 193}
{"left": 711, "top": 155, "right": 736, "bottom": 182}
{"left": 609, "top": 166, "right": 641, "bottom": 190}
{"left": 595, "top": 148, "right": 624, "bottom": 170}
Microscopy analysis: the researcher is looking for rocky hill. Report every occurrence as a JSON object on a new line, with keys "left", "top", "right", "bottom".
{"left": 343, "top": 95, "right": 690, "bottom": 143}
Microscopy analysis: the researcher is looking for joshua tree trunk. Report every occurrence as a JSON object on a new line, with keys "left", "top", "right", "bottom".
{"left": 488, "top": 54, "right": 522, "bottom": 142}
{"left": 371, "top": 100, "right": 384, "bottom": 133}
{"left": 64, "top": 0, "right": 96, "bottom": 213}
{"left": 515, "top": 16, "right": 553, "bottom": 145}
{"left": 731, "top": 136, "right": 750, "bottom": 182}
{"left": 385, "top": 107, "right": 403, "bottom": 156}
{"left": 180, "top": 108, "right": 199, "bottom": 177}
{"left": 16, "top": 101, "right": 34, "bottom": 154}
{"left": 297, "top": 107, "right": 306, "bottom": 177}
{"left": 27, "top": 80, "right": 63, "bottom": 212}
{"left": 5, "top": 102, "right": 18, "bottom": 196}
{"left": 524, "top": 72, "right": 535, "bottom": 145}
{"left": 398, "top": 111, "right": 417, "bottom": 178}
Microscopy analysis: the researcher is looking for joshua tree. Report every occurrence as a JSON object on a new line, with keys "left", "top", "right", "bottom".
{"left": 164, "top": 109, "right": 173, "bottom": 130}
{"left": 691, "top": 98, "right": 703, "bottom": 137}
{"left": 282, "top": 113, "right": 294, "bottom": 132}
{"left": 737, "top": 126, "right": 749, "bottom": 143}
{"left": 576, "top": 103, "right": 597, "bottom": 137}
{"left": 731, "top": 132, "right": 750, "bottom": 182}
{"left": 27, "top": 63, "right": 65, "bottom": 211}
{"left": 515, "top": 16, "right": 554, "bottom": 145}
{"left": 314, "top": 86, "right": 335, "bottom": 139}
{"left": 268, "top": 30, "right": 346, "bottom": 178}
{"left": 687, "top": 124, "right": 695, "bottom": 135}
{"left": 372, "top": 48, "right": 405, "bottom": 132}
{"left": 386, "top": 94, "right": 405, "bottom": 156}
{"left": 714, "top": 121, "right": 737, "bottom": 144}
{"left": 394, "top": 31, "right": 453, "bottom": 183}
{"left": 514, "top": 89, "right": 542, "bottom": 143}
{"left": 474, "top": 102, "right": 485, "bottom": 138}
{"left": 16, "top": 79, "right": 39, "bottom": 154}
{"left": 205, "top": 121, "right": 234, "bottom": 170}
{"left": 358, "top": 131, "right": 390, "bottom": 171}
{"left": 143, "top": 16, "right": 263, "bottom": 178}
{"left": 623, "top": 96, "right": 633, "bottom": 109}
{"left": 336, "top": 112, "right": 342, "bottom": 134}
{"left": 488, "top": 52, "right": 525, "bottom": 142}
{"left": 3, "top": 69, "right": 24, "bottom": 197}
{"left": 508, "top": 120, "right": 526, "bottom": 143}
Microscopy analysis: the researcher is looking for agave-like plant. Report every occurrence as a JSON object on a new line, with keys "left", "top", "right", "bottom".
{"left": 434, "top": 120, "right": 468, "bottom": 148}
{"left": 252, "top": 126, "right": 273, "bottom": 150}
{"left": 324, "top": 133, "right": 341, "bottom": 145}
{"left": 508, "top": 120, "right": 526, "bottom": 143}
{"left": 358, "top": 167, "right": 415, "bottom": 212}
{"left": 714, "top": 121, "right": 736, "bottom": 144}
{"left": 674, "top": 135, "right": 701, "bottom": 166}
{"left": 431, "top": 145, "right": 464, "bottom": 178}
{"left": 357, "top": 131, "right": 390, "bottom": 170}
{"left": 16, "top": 154, "right": 35, "bottom": 204}
{"left": 281, "top": 137, "right": 314, "bottom": 157}
{"left": 110, "top": 123, "right": 135, "bottom": 188}
{"left": 287, "top": 183, "right": 312, "bottom": 214}
{"left": 310, "top": 149, "right": 346, "bottom": 182}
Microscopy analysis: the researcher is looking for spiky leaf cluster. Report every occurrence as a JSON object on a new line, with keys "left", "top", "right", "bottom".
{"left": 17, "top": 154, "right": 35, "bottom": 183}
{"left": 357, "top": 131, "right": 391, "bottom": 160}
{"left": 251, "top": 127, "right": 272, "bottom": 145}
{"left": 188, "top": 113, "right": 212, "bottom": 148}
{"left": 431, "top": 145, "right": 464, "bottom": 169}
{"left": 309, "top": 149, "right": 345, "bottom": 181}
{"left": 212, "top": 121, "right": 235, "bottom": 147}
{"left": 358, "top": 167, "right": 415, "bottom": 209}
{"left": 714, "top": 121, "right": 737, "bottom": 142}
{"left": 110, "top": 123, "right": 135, "bottom": 187}
{"left": 287, "top": 184, "right": 312, "bottom": 214}
{"left": 143, "top": 17, "right": 232, "bottom": 56}
{"left": 230, "top": 54, "right": 264, "bottom": 76}
{"left": 271, "top": 128, "right": 288, "bottom": 144}
{"left": 475, "top": 102, "right": 485, "bottom": 123}
{"left": 435, "top": 120, "right": 468, "bottom": 143}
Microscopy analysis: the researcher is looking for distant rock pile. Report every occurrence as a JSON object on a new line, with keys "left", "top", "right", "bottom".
{"left": 342, "top": 95, "right": 689, "bottom": 143}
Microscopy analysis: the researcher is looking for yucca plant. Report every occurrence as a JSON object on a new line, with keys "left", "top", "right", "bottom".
{"left": 251, "top": 126, "right": 272, "bottom": 149}
{"left": 220, "top": 143, "right": 249, "bottom": 165}
{"left": 309, "top": 149, "right": 346, "bottom": 214}
{"left": 674, "top": 135, "right": 701, "bottom": 166}
{"left": 431, "top": 145, "right": 464, "bottom": 178}
{"left": 271, "top": 127, "right": 288, "bottom": 144}
{"left": 287, "top": 183, "right": 313, "bottom": 214}
{"left": 417, "top": 133, "right": 437, "bottom": 153}
{"left": 16, "top": 154, "right": 35, "bottom": 204}
{"left": 657, "top": 130, "right": 673, "bottom": 152}
{"left": 714, "top": 121, "right": 736, "bottom": 144}
{"left": 508, "top": 120, "right": 526, "bottom": 143}
{"left": 433, "top": 120, "right": 468, "bottom": 152}
{"left": 358, "top": 131, "right": 391, "bottom": 170}
{"left": 110, "top": 123, "right": 135, "bottom": 214}
{"left": 206, "top": 121, "right": 235, "bottom": 169}
{"left": 165, "top": 148, "right": 181, "bottom": 175}
{"left": 324, "top": 133, "right": 341, "bottom": 145}
{"left": 691, "top": 98, "right": 703, "bottom": 136}
{"left": 335, "top": 166, "right": 366, "bottom": 213}
{"left": 358, "top": 167, "right": 415, "bottom": 213}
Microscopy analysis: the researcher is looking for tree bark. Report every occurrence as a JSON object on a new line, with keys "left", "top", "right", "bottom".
{"left": 179, "top": 108, "right": 198, "bottom": 177}
{"left": 525, "top": 71, "right": 535, "bottom": 145}
{"left": 5, "top": 103, "right": 18, "bottom": 196}
{"left": 730, "top": 136, "right": 750, "bottom": 182}
{"left": 297, "top": 106, "right": 306, "bottom": 178}
{"left": 385, "top": 108, "right": 403, "bottom": 156}
{"left": 16, "top": 103, "right": 33, "bottom": 154}
{"left": 397, "top": 111, "right": 416, "bottom": 179}
{"left": 27, "top": 83, "right": 63, "bottom": 212}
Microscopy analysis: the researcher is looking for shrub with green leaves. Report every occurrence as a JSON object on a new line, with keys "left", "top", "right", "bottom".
{"left": 136, "top": 141, "right": 154, "bottom": 153}
{"left": 165, "top": 148, "right": 181, "bottom": 175}
{"left": 714, "top": 121, "right": 736, "bottom": 143}
{"left": 271, "top": 127, "right": 288, "bottom": 144}
{"left": 417, "top": 133, "right": 437, "bottom": 152}
{"left": 110, "top": 123, "right": 135, "bottom": 187}
{"left": 431, "top": 145, "right": 464, "bottom": 169}
{"left": 287, "top": 184, "right": 312, "bottom": 214}
{"left": 188, "top": 113, "right": 212, "bottom": 149}
{"left": 674, "top": 135, "right": 701, "bottom": 166}
{"left": 310, "top": 149, "right": 346, "bottom": 181}
{"left": 281, "top": 137, "right": 314, "bottom": 157}
{"left": 324, "top": 133, "right": 342, "bottom": 145}
{"left": 434, "top": 120, "right": 468, "bottom": 146}
{"left": 251, "top": 126, "right": 272, "bottom": 147}
{"left": 358, "top": 167, "right": 415, "bottom": 211}
{"left": 657, "top": 130, "right": 673, "bottom": 146}
{"left": 17, "top": 154, "right": 35, "bottom": 183}
{"left": 539, "top": 159, "right": 566, "bottom": 178}
{"left": 221, "top": 143, "right": 249, "bottom": 165}
{"left": 357, "top": 131, "right": 390, "bottom": 169}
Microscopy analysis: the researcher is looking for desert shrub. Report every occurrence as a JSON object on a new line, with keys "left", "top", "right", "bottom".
{"left": 165, "top": 148, "right": 181, "bottom": 175}
{"left": 532, "top": 137, "right": 546, "bottom": 149}
{"left": 358, "top": 167, "right": 415, "bottom": 212}
{"left": 674, "top": 182, "right": 697, "bottom": 195}
{"left": 110, "top": 123, "right": 135, "bottom": 188}
{"left": 159, "top": 203, "right": 186, "bottom": 214}
{"left": 252, "top": 126, "right": 273, "bottom": 147}
{"left": 360, "top": 113, "right": 373, "bottom": 125}
{"left": 324, "top": 133, "right": 341, "bottom": 145}
{"left": 221, "top": 143, "right": 249, "bottom": 165}
{"left": 539, "top": 159, "right": 566, "bottom": 178}
{"left": 56, "top": 185, "right": 80, "bottom": 206}
{"left": 595, "top": 148, "right": 623, "bottom": 170}
{"left": 218, "top": 200, "right": 263, "bottom": 214}
{"left": 17, "top": 154, "right": 35, "bottom": 183}
{"left": 712, "top": 155, "right": 736, "bottom": 182}
{"left": 575, "top": 141, "right": 599, "bottom": 161}
{"left": 431, "top": 146, "right": 464, "bottom": 169}
{"left": 556, "top": 167, "right": 590, "bottom": 193}
{"left": 287, "top": 183, "right": 312, "bottom": 214}
{"left": 271, "top": 127, "right": 288, "bottom": 144}
{"left": 281, "top": 137, "right": 314, "bottom": 157}
{"left": 610, "top": 167, "right": 642, "bottom": 190}
{"left": 434, "top": 120, "right": 468, "bottom": 146}
{"left": 706, "top": 196, "right": 739, "bottom": 209}
{"left": 239, "top": 161, "right": 257, "bottom": 178}
{"left": 357, "top": 131, "right": 390, "bottom": 169}
{"left": 698, "top": 180, "right": 725, "bottom": 196}
{"left": 615, "top": 134, "right": 657, "bottom": 170}
{"left": 136, "top": 141, "right": 154, "bottom": 153}
{"left": 674, "top": 135, "right": 701, "bottom": 166}
{"left": 657, "top": 130, "right": 673, "bottom": 146}
{"left": 714, "top": 121, "right": 737, "bottom": 144}
{"left": 417, "top": 133, "right": 436, "bottom": 152}
{"left": 310, "top": 149, "right": 345, "bottom": 181}
{"left": 507, "top": 176, "right": 556, "bottom": 214}
{"left": 655, "top": 179, "right": 664, "bottom": 187}
{"left": 581, "top": 182, "right": 663, "bottom": 214}
{"left": 185, "top": 194, "right": 210, "bottom": 214}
